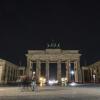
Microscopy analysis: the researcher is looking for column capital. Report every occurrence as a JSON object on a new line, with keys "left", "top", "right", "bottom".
{"left": 36, "top": 59, "right": 40, "bottom": 62}
{"left": 57, "top": 60, "right": 61, "bottom": 63}
{"left": 65, "top": 59, "right": 70, "bottom": 63}
{"left": 65, "top": 60, "right": 71, "bottom": 66}
{"left": 46, "top": 60, "right": 49, "bottom": 63}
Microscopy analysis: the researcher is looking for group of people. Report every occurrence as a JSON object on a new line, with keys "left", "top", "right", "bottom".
{"left": 17, "top": 75, "right": 36, "bottom": 91}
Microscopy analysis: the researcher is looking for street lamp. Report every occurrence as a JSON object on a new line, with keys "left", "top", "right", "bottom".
{"left": 32, "top": 71, "right": 35, "bottom": 78}
{"left": 70, "top": 70, "right": 75, "bottom": 82}
{"left": 33, "top": 71, "right": 35, "bottom": 75}
{"left": 93, "top": 74, "right": 96, "bottom": 83}
{"left": 93, "top": 69, "right": 96, "bottom": 83}
{"left": 70, "top": 70, "right": 74, "bottom": 75}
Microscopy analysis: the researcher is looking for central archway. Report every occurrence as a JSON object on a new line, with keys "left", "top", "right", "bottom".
{"left": 49, "top": 63, "right": 57, "bottom": 80}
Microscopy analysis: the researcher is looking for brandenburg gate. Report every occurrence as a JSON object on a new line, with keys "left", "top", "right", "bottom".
{"left": 26, "top": 44, "right": 82, "bottom": 83}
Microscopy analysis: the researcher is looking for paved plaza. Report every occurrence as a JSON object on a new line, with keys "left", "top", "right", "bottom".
{"left": 0, "top": 85, "right": 100, "bottom": 100}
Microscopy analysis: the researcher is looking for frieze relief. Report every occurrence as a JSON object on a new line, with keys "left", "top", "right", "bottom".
{"left": 27, "top": 54, "right": 80, "bottom": 61}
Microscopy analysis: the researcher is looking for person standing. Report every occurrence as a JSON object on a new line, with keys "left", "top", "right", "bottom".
{"left": 31, "top": 75, "right": 36, "bottom": 91}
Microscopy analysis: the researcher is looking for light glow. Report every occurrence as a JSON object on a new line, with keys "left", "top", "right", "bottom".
{"left": 48, "top": 80, "right": 58, "bottom": 85}
{"left": 33, "top": 71, "right": 35, "bottom": 74}
{"left": 70, "top": 71, "right": 74, "bottom": 75}
{"left": 39, "top": 77, "right": 46, "bottom": 87}
{"left": 69, "top": 82, "right": 77, "bottom": 86}
{"left": 61, "top": 77, "right": 67, "bottom": 82}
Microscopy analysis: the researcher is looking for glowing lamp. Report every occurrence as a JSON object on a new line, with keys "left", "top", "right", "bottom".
{"left": 70, "top": 71, "right": 74, "bottom": 75}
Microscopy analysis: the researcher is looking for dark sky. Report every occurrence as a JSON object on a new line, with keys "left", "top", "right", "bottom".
{"left": 0, "top": 0, "right": 100, "bottom": 66}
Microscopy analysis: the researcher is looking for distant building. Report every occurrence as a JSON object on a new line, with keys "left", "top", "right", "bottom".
{"left": 82, "top": 61, "right": 100, "bottom": 83}
{"left": 0, "top": 59, "right": 18, "bottom": 84}
{"left": 18, "top": 66, "right": 25, "bottom": 77}
{"left": 26, "top": 42, "right": 82, "bottom": 83}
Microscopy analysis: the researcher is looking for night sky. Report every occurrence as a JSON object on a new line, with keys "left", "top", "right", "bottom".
{"left": 0, "top": 1, "right": 100, "bottom": 66}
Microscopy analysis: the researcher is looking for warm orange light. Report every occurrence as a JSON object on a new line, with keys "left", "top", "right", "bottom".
{"left": 39, "top": 77, "right": 46, "bottom": 87}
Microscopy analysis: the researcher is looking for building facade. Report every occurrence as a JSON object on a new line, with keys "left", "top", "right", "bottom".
{"left": 18, "top": 66, "right": 25, "bottom": 77}
{"left": 26, "top": 48, "right": 82, "bottom": 83}
{"left": 82, "top": 61, "right": 100, "bottom": 83}
{"left": 0, "top": 59, "right": 18, "bottom": 84}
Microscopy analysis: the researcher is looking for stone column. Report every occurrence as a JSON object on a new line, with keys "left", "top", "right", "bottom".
{"left": 5, "top": 66, "right": 8, "bottom": 84}
{"left": 13, "top": 68, "right": 15, "bottom": 81}
{"left": 74, "top": 61, "right": 78, "bottom": 82}
{"left": 77, "top": 60, "right": 82, "bottom": 83}
{"left": 26, "top": 58, "right": 29, "bottom": 75}
{"left": 82, "top": 68, "right": 85, "bottom": 83}
{"left": 46, "top": 60, "right": 49, "bottom": 82}
{"left": 94, "top": 68, "right": 97, "bottom": 83}
{"left": 9, "top": 67, "right": 11, "bottom": 82}
{"left": 14, "top": 69, "right": 16, "bottom": 81}
{"left": 0, "top": 65, "right": 2, "bottom": 83}
{"left": 10, "top": 67, "right": 12, "bottom": 81}
{"left": 13, "top": 69, "right": 15, "bottom": 81}
{"left": 26, "top": 58, "right": 32, "bottom": 76}
{"left": 11, "top": 68, "right": 14, "bottom": 81}
{"left": 36, "top": 60, "right": 41, "bottom": 81}
{"left": 66, "top": 60, "right": 70, "bottom": 82}
{"left": 16, "top": 69, "right": 18, "bottom": 80}
{"left": 90, "top": 68, "right": 93, "bottom": 82}
{"left": 57, "top": 60, "right": 61, "bottom": 83}
{"left": 14, "top": 69, "right": 16, "bottom": 80}
{"left": 30, "top": 61, "right": 33, "bottom": 76}
{"left": 27, "top": 59, "right": 33, "bottom": 77}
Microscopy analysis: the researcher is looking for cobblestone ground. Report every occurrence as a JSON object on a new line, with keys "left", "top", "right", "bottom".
{"left": 0, "top": 85, "right": 100, "bottom": 100}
